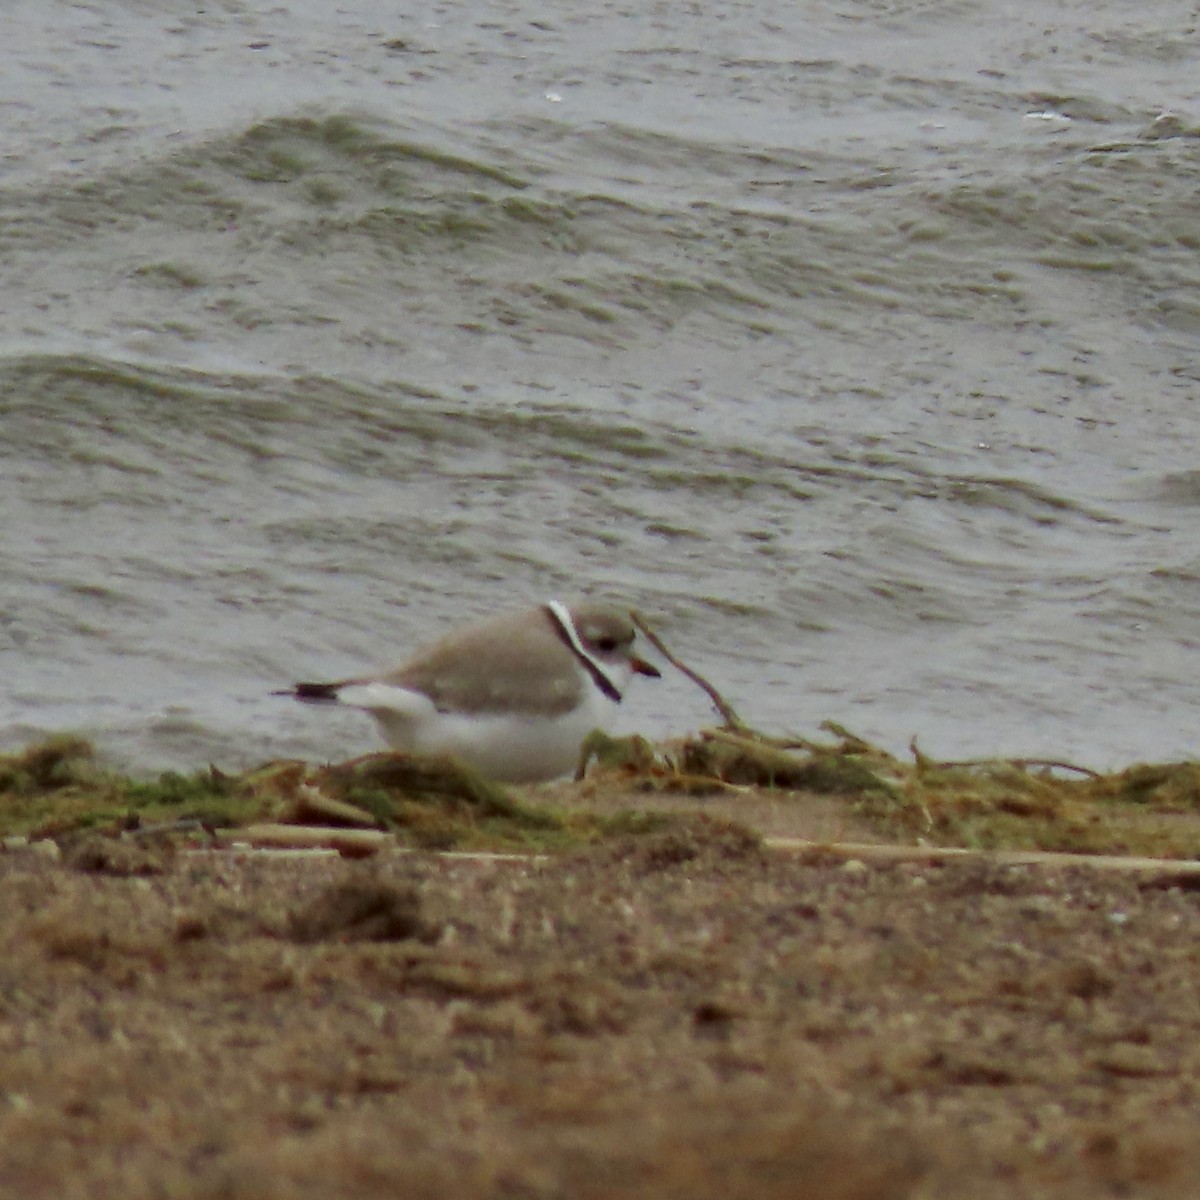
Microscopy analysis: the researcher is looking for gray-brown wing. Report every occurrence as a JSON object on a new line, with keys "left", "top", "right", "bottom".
{"left": 378, "top": 607, "right": 584, "bottom": 717}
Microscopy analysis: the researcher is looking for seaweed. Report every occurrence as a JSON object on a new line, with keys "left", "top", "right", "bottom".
{"left": 3, "top": 711, "right": 1200, "bottom": 861}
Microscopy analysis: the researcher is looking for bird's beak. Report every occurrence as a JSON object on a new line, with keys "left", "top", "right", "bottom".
{"left": 631, "top": 656, "right": 661, "bottom": 679}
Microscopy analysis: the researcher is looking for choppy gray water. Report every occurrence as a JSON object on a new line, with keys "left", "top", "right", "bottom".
{"left": 3, "top": 0, "right": 1200, "bottom": 771}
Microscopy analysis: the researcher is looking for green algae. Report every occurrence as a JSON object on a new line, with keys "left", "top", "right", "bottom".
{"left": 316, "top": 753, "right": 564, "bottom": 851}
{"left": 0, "top": 738, "right": 273, "bottom": 838}
{"left": 680, "top": 728, "right": 902, "bottom": 797}
{"left": 0, "top": 739, "right": 679, "bottom": 854}
{"left": 6, "top": 730, "right": 1200, "bottom": 860}
{"left": 311, "top": 755, "right": 684, "bottom": 853}
{"left": 664, "top": 723, "right": 1200, "bottom": 858}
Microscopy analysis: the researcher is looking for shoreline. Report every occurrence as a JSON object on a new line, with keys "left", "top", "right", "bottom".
{"left": 4, "top": 728, "right": 1200, "bottom": 1196}
{"left": 4, "top": 725, "right": 1200, "bottom": 862}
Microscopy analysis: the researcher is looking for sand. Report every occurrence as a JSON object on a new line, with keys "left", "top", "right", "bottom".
{"left": 3, "top": 812, "right": 1200, "bottom": 1199}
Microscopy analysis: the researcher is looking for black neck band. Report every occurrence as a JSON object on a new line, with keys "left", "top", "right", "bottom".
{"left": 544, "top": 604, "right": 622, "bottom": 703}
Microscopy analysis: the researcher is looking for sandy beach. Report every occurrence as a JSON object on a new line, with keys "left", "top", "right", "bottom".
{"left": 4, "top": 737, "right": 1200, "bottom": 1199}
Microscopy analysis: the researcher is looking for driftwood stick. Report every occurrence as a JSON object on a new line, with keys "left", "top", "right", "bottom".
{"left": 630, "top": 610, "right": 746, "bottom": 730}
{"left": 204, "top": 830, "right": 1200, "bottom": 880}
{"left": 289, "top": 785, "right": 381, "bottom": 828}
{"left": 216, "top": 824, "right": 394, "bottom": 858}
{"left": 765, "top": 837, "right": 1200, "bottom": 877}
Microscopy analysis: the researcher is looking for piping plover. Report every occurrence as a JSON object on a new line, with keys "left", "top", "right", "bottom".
{"left": 279, "top": 600, "right": 661, "bottom": 782}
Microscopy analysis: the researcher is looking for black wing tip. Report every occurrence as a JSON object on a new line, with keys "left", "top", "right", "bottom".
{"left": 275, "top": 681, "right": 342, "bottom": 702}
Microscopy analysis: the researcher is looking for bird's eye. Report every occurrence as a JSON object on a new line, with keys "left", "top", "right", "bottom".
{"left": 595, "top": 636, "right": 619, "bottom": 653}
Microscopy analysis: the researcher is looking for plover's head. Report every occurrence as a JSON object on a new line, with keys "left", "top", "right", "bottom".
{"left": 572, "top": 605, "right": 659, "bottom": 673}
{"left": 546, "top": 601, "right": 660, "bottom": 702}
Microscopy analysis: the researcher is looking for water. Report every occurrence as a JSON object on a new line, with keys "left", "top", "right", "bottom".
{"left": 3, "top": 0, "right": 1200, "bottom": 772}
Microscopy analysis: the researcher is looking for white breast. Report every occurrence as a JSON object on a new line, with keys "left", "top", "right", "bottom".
{"left": 333, "top": 675, "right": 620, "bottom": 783}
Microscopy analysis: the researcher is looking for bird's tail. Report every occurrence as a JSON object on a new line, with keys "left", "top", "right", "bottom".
{"left": 273, "top": 681, "right": 342, "bottom": 702}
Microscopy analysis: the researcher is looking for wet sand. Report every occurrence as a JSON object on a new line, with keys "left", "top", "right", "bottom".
{"left": 3, "top": 807, "right": 1200, "bottom": 1199}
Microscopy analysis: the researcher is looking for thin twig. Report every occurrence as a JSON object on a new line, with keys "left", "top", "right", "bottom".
{"left": 630, "top": 610, "right": 746, "bottom": 729}
{"left": 928, "top": 756, "right": 1101, "bottom": 779}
